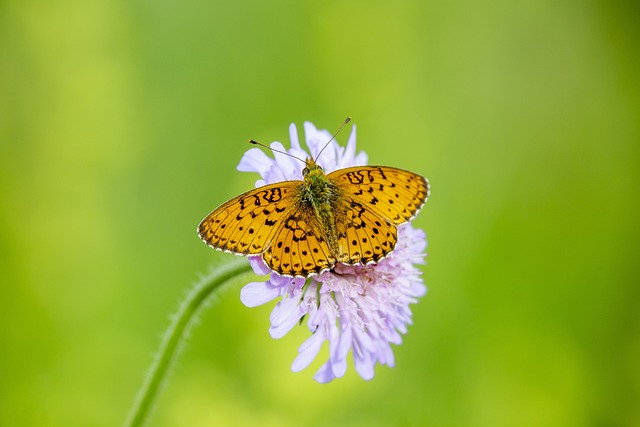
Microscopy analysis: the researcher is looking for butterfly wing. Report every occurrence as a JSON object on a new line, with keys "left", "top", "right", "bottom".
{"left": 333, "top": 199, "right": 398, "bottom": 265}
{"left": 199, "top": 166, "right": 428, "bottom": 275}
{"left": 263, "top": 204, "right": 336, "bottom": 277}
{"left": 327, "top": 166, "right": 429, "bottom": 224}
{"left": 328, "top": 166, "right": 428, "bottom": 265}
{"left": 198, "top": 181, "right": 301, "bottom": 255}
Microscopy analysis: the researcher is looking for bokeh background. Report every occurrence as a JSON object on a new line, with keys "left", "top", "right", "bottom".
{"left": 1, "top": 1, "right": 638, "bottom": 426}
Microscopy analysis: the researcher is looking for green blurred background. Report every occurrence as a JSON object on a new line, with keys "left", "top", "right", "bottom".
{"left": 1, "top": 0, "right": 638, "bottom": 426}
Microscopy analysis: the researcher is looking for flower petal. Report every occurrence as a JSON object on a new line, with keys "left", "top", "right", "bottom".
{"left": 270, "top": 141, "right": 299, "bottom": 178}
{"left": 269, "top": 297, "right": 305, "bottom": 339}
{"left": 240, "top": 281, "right": 281, "bottom": 307}
{"left": 340, "top": 125, "right": 358, "bottom": 167}
{"left": 303, "top": 122, "right": 334, "bottom": 164}
{"left": 327, "top": 324, "right": 347, "bottom": 378}
{"left": 291, "top": 331, "right": 324, "bottom": 372}
{"left": 237, "top": 147, "right": 273, "bottom": 178}
{"left": 288, "top": 123, "right": 301, "bottom": 150}
{"left": 354, "top": 352, "right": 375, "bottom": 381}
{"left": 353, "top": 151, "right": 368, "bottom": 166}
{"left": 248, "top": 256, "right": 271, "bottom": 276}
{"left": 338, "top": 325, "right": 353, "bottom": 361}
{"left": 313, "top": 361, "right": 336, "bottom": 383}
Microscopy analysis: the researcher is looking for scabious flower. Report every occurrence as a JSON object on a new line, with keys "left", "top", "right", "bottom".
{"left": 237, "top": 122, "right": 428, "bottom": 383}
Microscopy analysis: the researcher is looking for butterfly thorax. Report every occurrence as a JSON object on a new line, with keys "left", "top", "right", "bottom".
{"left": 302, "top": 158, "right": 342, "bottom": 257}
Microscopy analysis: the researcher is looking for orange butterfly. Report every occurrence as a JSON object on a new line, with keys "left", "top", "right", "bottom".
{"left": 198, "top": 131, "right": 429, "bottom": 278}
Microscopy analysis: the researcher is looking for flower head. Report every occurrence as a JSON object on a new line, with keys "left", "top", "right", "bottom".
{"left": 238, "top": 122, "right": 428, "bottom": 383}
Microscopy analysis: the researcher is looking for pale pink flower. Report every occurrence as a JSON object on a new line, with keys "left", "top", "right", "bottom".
{"left": 238, "top": 122, "right": 428, "bottom": 383}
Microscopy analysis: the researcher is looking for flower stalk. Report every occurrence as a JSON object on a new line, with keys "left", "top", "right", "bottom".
{"left": 123, "top": 258, "right": 254, "bottom": 427}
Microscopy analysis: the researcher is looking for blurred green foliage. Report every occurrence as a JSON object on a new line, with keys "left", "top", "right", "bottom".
{"left": 1, "top": 0, "right": 638, "bottom": 426}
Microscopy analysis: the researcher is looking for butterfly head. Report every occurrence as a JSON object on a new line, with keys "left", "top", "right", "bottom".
{"left": 302, "top": 157, "right": 325, "bottom": 178}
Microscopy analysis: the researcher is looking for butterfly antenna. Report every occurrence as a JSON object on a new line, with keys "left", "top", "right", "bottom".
{"left": 314, "top": 117, "right": 351, "bottom": 163}
{"left": 249, "top": 139, "right": 306, "bottom": 164}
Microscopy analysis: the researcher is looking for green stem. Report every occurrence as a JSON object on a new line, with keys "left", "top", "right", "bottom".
{"left": 124, "top": 258, "right": 255, "bottom": 427}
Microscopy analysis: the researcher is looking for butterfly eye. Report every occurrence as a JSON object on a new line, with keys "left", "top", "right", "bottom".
{"left": 302, "top": 167, "right": 309, "bottom": 175}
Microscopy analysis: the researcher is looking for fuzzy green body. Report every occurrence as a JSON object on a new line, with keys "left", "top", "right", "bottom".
{"left": 301, "top": 158, "right": 342, "bottom": 257}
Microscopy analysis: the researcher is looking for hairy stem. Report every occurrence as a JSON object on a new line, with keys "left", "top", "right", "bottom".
{"left": 124, "top": 258, "right": 254, "bottom": 427}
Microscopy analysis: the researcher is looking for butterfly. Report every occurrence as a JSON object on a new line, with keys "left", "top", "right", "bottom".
{"left": 198, "top": 137, "right": 429, "bottom": 278}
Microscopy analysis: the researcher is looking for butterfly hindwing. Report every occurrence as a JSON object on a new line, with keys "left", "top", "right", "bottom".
{"left": 334, "top": 199, "right": 398, "bottom": 265}
{"left": 263, "top": 205, "right": 336, "bottom": 277}
{"left": 198, "top": 181, "right": 301, "bottom": 255}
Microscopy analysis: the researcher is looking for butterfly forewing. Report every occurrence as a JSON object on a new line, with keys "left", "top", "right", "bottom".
{"left": 327, "top": 166, "right": 429, "bottom": 224}
{"left": 198, "top": 181, "right": 301, "bottom": 255}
